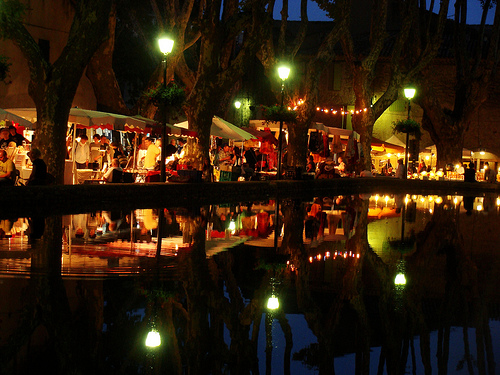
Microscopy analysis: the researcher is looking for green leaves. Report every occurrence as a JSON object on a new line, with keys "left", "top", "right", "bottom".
{"left": 392, "top": 118, "right": 421, "bottom": 139}
{"left": 261, "top": 105, "right": 297, "bottom": 124}
{"left": 145, "top": 82, "right": 186, "bottom": 108}
{"left": 0, "top": 0, "right": 26, "bottom": 39}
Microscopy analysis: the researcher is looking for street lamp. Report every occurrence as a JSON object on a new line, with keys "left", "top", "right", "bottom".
{"left": 158, "top": 36, "right": 174, "bottom": 183}
{"left": 234, "top": 100, "right": 241, "bottom": 109}
{"left": 403, "top": 87, "right": 416, "bottom": 179}
{"left": 277, "top": 65, "right": 290, "bottom": 180}
{"left": 145, "top": 328, "right": 161, "bottom": 348}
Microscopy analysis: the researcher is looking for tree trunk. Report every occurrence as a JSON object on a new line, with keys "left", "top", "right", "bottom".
{"left": 86, "top": 3, "right": 129, "bottom": 115}
{"left": 420, "top": 112, "right": 465, "bottom": 169}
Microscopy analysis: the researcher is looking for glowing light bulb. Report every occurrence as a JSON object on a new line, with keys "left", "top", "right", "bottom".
{"left": 145, "top": 330, "right": 161, "bottom": 348}
{"left": 394, "top": 273, "right": 407, "bottom": 285}
{"left": 267, "top": 295, "right": 279, "bottom": 310}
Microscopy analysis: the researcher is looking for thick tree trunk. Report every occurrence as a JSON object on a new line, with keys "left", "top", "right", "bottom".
{"left": 86, "top": 4, "right": 129, "bottom": 115}
{"left": 421, "top": 112, "right": 465, "bottom": 169}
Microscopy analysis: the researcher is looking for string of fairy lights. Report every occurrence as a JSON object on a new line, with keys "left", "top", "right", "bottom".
{"left": 287, "top": 98, "right": 369, "bottom": 115}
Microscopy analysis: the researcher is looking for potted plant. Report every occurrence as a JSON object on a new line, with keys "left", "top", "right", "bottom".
{"left": 392, "top": 118, "right": 421, "bottom": 139}
{"left": 145, "top": 82, "right": 186, "bottom": 108}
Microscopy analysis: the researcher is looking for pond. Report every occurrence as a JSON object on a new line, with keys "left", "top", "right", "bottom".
{"left": 0, "top": 190, "right": 499, "bottom": 374}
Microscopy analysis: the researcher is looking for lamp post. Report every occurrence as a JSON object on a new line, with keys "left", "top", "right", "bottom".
{"left": 158, "top": 36, "right": 174, "bottom": 183}
{"left": 277, "top": 66, "right": 290, "bottom": 180}
{"left": 403, "top": 87, "right": 416, "bottom": 180}
{"left": 234, "top": 100, "right": 242, "bottom": 126}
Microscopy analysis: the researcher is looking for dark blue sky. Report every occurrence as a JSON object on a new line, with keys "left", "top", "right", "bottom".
{"left": 282, "top": 1, "right": 493, "bottom": 24}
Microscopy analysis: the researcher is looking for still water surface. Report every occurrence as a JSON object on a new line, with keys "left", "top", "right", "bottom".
{"left": 0, "top": 192, "right": 499, "bottom": 374}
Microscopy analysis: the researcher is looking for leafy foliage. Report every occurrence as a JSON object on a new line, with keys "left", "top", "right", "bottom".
{"left": 145, "top": 82, "right": 186, "bottom": 108}
{"left": 0, "top": 0, "right": 26, "bottom": 39}
{"left": 0, "top": 55, "right": 11, "bottom": 81}
{"left": 261, "top": 105, "right": 297, "bottom": 124}
{"left": 392, "top": 118, "right": 421, "bottom": 139}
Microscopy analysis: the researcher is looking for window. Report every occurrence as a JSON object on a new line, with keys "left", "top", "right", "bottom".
{"left": 38, "top": 39, "right": 50, "bottom": 63}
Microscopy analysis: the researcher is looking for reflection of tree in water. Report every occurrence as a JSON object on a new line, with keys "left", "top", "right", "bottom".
{"left": 407, "top": 197, "right": 496, "bottom": 375}
{"left": 1, "top": 216, "right": 104, "bottom": 374}
{"left": 281, "top": 197, "right": 372, "bottom": 373}
{"left": 283, "top": 194, "right": 495, "bottom": 374}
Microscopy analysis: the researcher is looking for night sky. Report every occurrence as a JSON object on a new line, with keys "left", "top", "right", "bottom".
{"left": 282, "top": 0, "right": 493, "bottom": 24}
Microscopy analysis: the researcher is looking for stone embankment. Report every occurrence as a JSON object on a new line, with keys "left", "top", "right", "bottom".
{"left": 1, "top": 177, "right": 499, "bottom": 219}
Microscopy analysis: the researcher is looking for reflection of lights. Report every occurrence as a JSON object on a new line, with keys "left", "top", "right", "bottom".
{"left": 412, "top": 195, "right": 417, "bottom": 200}
{"left": 325, "top": 251, "right": 331, "bottom": 258}
{"left": 394, "top": 273, "right": 406, "bottom": 285}
{"left": 477, "top": 204, "right": 483, "bottom": 211}
{"left": 496, "top": 197, "right": 500, "bottom": 206}
{"left": 145, "top": 329, "right": 161, "bottom": 348}
{"left": 316, "top": 254, "right": 322, "bottom": 260}
{"left": 267, "top": 295, "right": 279, "bottom": 310}
{"left": 309, "top": 256, "right": 313, "bottom": 263}
{"left": 385, "top": 196, "right": 389, "bottom": 207}
{"left": 404, "top": 196, "right": 409, "bottom": 204}
{"left": 453, "top": 197, "right": 458, "bottom": 205}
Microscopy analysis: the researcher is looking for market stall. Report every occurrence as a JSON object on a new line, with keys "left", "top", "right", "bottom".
{"left": 7, "top": 107, "right": 196, "bottom": 184}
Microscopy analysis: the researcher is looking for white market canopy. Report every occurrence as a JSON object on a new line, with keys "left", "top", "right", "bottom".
{"left": 175, "top": 116, "right": 256, "bottom": 141}
{"left": 7, "top": 107, "right": 151, "bottom": 131}
{"left": 5, "top": 107, "right": 197, "bottom": 137}
{"left": 0, "top": 108, "right": 34, "bottom": 128}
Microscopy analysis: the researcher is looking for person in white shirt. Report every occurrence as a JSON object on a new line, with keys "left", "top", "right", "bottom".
{"left": 103, "top": 158, "right": 123, "bottom": 183}
{"left": 74, "top": 135, "right": 90, "bottom": 169}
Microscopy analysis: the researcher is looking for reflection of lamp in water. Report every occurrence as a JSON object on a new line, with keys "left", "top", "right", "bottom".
{"left": 385, "top": 195, "right": 389, "bottom": 207}
{"left": 375, "top": 194, "right": 379, "bottom": 207}
{"left": 145, "top": 329, "right": 161, "bottom": 348}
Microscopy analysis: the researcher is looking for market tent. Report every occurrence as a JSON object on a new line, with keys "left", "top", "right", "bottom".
{"left": 309, "top": 122, "right": 356, "bottom": 137}
{"left": 371, "top": 136, "right": 405, "bottom": 154}
{"left": 0, "top": 108, "right": 34, "bottom": 128}
{"left": 385, "top": 135, "right": 406, "bottom": 147}
{"left": 175, "top": 116, "right": 256, "bottom": 141}
{"left": 242, "top": 128, "right": 278, "bottom": 145}
{"left": 7, "top": 107, "right": 155, "bottom": 131}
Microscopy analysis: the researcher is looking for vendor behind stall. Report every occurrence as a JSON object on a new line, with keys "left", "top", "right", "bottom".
{"left": 9, "top": 125, "right": 29, "bottom": 146}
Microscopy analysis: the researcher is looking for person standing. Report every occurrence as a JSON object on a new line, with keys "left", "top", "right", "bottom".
{"left": 395, "top": 158, "right": 406, "bottom": 179}
{"left": 485, "top": 162, "right": 497, "bottom": 183}
{"left": 464, "top": 161, "right": 476, "bottom": 182}
{"left": 143, "top": 137, "right": 160, "bottom": 170}
{"left": 89, "top": 134, "right": 102, "bottom": 170}
{"left": 74, "top": 135, "right": 90, "bottom": 169}
{"left": 8, "top": 125, "right": 29, "bottom": 146}
{"left": 100, "top": 135, "right": 113, "bottom": 166}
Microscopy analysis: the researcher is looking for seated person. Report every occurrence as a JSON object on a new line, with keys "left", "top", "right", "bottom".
{"left": 102, "top": 158, "right": 123, "bottom": 183}
{"left": 335, "top": 156, "right": 346, "bottom": 175}
{"left": 0, "top": 149, "right": 16, "bottom": 185}
{"left": 27, "top": 148, "right": 48, "bottom": 186}
{"left": 9, "top": 125, "right": 29, "bottom": 146}
{"left": 306, "top": 154, "right": 316, "bottom": 173}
